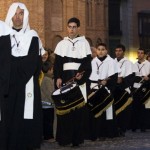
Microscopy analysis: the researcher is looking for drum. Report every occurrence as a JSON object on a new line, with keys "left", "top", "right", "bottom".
{"left": 52, "top": 82, "right": 85, "bottom": 115}
{"left": 133, "top": 81, "right": 150, "bottom": 105}
{"left": 87, "top": 85, "right": 114, "bottom": 118}
{"left": 114, "top": 88, "right": 132, "bottom": 115}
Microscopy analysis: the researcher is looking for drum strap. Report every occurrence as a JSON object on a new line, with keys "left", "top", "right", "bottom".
{"left": 79, "top": 83, "right": 87, "bottom": 102}
{"left": 106, "top": 105, "right": 113, "bottom": 120}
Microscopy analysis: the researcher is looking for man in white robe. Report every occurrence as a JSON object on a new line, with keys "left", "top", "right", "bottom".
{"left": 3, "top": 2, "right": 45, "bottom": 150}
{"left": 114, "top": 44, "right": 135, "bottom": 136}
{"left": 131, "top": 48, "right": 150, "bottom": 132}
{"left": 53, "top": 17, "right": 91, "bottom": 147}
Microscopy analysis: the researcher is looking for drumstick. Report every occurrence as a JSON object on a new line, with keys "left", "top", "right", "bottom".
{"left": 66, "top": 71, "right": 85, "bottom": 83}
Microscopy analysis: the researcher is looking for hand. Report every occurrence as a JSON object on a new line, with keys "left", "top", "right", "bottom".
{"left": 75, "top": 73, "right": 83, "bottom": 80}
{"left": 117, "top": 77, "right": 123, "bottom": 83}
{"left": 56, "top": 78, "right": 62, "bottom": 88}
{"left": 100, "top": 80, "right": 107, "bottom": 86}
{"left": 143, "top": 76, "right": 149, "bottom": 81}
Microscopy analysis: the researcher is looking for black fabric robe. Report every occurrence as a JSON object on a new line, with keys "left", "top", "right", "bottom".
{"left": 0, "top": 35, "right": 11, "bottom": 150}
{"left": 1, "top": 37, "right": 43, "bottom": 150}
{"left": 54, "top": 53, "right": 91, "bottom": 146}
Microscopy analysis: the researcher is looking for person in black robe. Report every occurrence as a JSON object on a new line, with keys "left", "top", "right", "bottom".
{"left": 3, "top": 2, "right": 45, "bottom": 150}
{"left": 0, "top": 21, "right": 12, "bottom": 150}
{"left": 53, "top": 17, "right": 92, "bottom": 147}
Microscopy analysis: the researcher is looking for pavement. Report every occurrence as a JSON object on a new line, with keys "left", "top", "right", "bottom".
{"left": 40, "top": 130, "right": 150, "bottom": 150}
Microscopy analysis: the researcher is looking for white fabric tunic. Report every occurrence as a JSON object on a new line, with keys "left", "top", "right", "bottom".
{"left": 114, "top": 57, "right": 134, "bottom": 78}
{"left": 114, "top": 57, "right": 134, "bottom": 93}
{"left": 55, "top": 36, "right": 91, "bottom": 70}
{"left": 133, "top": 60, "right": 150, "bottom": 89}
{"left": 89, "top": 55, "right": 119, "bottom": 120}
{"left": 89, "top": 55, "right": 119, "bottom": 81}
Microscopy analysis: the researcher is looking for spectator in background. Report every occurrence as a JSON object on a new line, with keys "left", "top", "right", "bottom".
{"left": 41, "top": 61, "right": 55, "bottom": 143}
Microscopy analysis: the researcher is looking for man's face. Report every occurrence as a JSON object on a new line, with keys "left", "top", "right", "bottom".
{"left": 96, "top": 45, "right": 107, "bottom": 58}
{"left": 12, "top": 7, "right": 24, "bottom": 29}
{"left": 67, "top": 22, "right": 79, "bottom": 38}
{"left": 115, "top": 48, "right": 124, "bottom": 59}
{"left": 137, "top": 50, "right": 145, "bottom": 60}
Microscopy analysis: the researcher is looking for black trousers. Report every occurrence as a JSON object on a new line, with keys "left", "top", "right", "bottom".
{"left": 131, "top": 95, "right": 147, "bottom": 130}
{"left": 42, "top": 108, "right": 54, "bottom": 140}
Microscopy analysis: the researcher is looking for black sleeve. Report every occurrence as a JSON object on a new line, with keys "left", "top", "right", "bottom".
{"left": 53, "top": 54, "right": 63, "bottom": 80}
{"left": 0, "top": 35, "right": 11, "bottom": 95}
{"left": 14, "top": 37, "right": 41, "bottom": 85}
{"left": 119, "top": 73, "right": 135, "bottom": 90}
{"left": 106, "top": 73, "right": 118, "bottom": 93}
{"left": 77, "top": 54, "right": 92, "bottom": 85}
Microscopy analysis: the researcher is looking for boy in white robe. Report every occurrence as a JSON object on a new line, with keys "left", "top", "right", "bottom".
{"left": 88, "top": 43, "right": 119, "bottom": 140}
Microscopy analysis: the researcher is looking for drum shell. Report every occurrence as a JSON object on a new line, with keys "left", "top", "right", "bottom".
{"left": 52, "top": 85, "right": 85, "bottom": 115}
{"left": 87, "top": 87, "right": 113, "bottom": 118}
{"left": 133, "top": 82, "right": 150, "bottom": 104}
{"left": 114, "top": 88, "right": 132, "bottom": 115}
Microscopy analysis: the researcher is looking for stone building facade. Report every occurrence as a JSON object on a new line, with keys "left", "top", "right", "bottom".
{"left": 0, "top": 0, "right": 108, "bottom": 51}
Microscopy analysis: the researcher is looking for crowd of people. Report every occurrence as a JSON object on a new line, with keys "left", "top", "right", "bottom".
{"left": 0, "top": 2, "right": 150, "bottom": 150}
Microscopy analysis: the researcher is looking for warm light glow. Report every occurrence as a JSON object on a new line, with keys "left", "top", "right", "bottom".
{"left": 126, "top": 50, "right": 137, "bottom": 63}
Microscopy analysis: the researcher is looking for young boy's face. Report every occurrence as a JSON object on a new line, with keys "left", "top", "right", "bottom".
{"left": 96, "top": 45, "right": 107, "bottom": 58}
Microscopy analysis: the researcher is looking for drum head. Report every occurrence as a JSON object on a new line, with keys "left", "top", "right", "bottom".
{"left": 52, "top": 83, "right": 77, "bottom": 96}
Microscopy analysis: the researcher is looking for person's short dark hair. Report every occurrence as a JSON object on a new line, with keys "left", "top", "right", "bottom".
{"left": 138, "top": 48, "right": 146, "bottom": 54}
{"left": 115, "top": 44, "right": 126, "bottom": 52}
{"left": 42, "top": 61, "right": 53, "bottom": 73}
{"left": 96, "top": 43, "right": 107, "bottom": 49}
{"left": 67, "top": 17, "right": 80, "bottom": 27}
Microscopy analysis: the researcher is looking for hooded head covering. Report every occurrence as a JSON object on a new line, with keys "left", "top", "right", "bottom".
{"left": 5, "top": 2, "right": 45, "bottom": 57}
{"left": 5, "top": 2, "right": 30, "bottom": 33}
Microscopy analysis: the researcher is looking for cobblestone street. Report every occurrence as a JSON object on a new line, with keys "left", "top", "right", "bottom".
{"left": 40, "top": 130, "right": 150, "bottom": 150}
